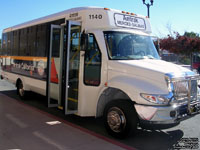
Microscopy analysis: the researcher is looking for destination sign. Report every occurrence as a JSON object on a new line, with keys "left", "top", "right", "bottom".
{"left": 114, "top": 13, "right": 146, "bottom": 30}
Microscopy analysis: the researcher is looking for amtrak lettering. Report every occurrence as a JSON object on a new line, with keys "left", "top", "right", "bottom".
{"left": 123, "top": 15, "right": 138, "bottom": 23}
{"left": 114, "top": 13, "right": 146, "bottom": 30}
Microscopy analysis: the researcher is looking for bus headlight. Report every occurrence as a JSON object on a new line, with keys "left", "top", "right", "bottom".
{"left": 140, "top": 93, "right": 170, "bottom": 105}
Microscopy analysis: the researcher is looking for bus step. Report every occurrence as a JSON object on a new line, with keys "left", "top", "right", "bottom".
{"left": 65, "top": 110, "right": 77, "bottom": 115}
{"left": 58, "top": 106, "right": 63, "bottom": 110}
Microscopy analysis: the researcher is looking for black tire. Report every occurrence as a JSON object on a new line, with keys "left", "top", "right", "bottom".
{"left": 103, "top": 100, "right": 138, "bottom": 138}
{"left": 17, "top": 80, "right": 27, "bottom": 99}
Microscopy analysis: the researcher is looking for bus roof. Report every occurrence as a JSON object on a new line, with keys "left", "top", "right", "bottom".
{"left": 3, "top": 7, "right": 151, "bottom": 34}
{"left": 3, "top": 7, "right": 90, "bottom": 32}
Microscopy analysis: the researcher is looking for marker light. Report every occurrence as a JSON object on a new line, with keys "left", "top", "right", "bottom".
{"left": 131, "top": 13, "right": 135, "bottom": 15}
{"left": 122, "top": 11, "right": 126, "bottom": 14}
{"left": 104, "top": 82, "right": 108, "bottom": 86}
{"left": 126, "top": 12, "right": 130, "bottom": 14}
{"left": 104, "top": 8, "right": 110, "bottom": 10}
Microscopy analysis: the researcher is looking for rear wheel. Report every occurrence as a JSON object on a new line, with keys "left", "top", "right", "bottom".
{"left": 103, "top": 100, "right": 138, "bottom": 138}
{"left": 17, "top": 80, "right": 27, "bottom": 99}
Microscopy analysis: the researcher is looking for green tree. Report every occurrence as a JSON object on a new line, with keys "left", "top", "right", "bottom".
{"left": 184, "top": 31, "right": 199, "bottom": 38}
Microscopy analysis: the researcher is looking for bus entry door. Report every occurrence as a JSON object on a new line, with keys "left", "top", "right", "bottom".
{"left": 65, "top": 21, "right": 81, "bottom": 114}
{"left": 47, "top": 25, "right": 63, "bottom": 108}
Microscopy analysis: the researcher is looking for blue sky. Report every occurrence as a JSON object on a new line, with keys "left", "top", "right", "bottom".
{"left": 0, "top": 0, "right": 200, "bottom": 38}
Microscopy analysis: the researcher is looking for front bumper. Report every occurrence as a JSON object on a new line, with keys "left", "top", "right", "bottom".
{"left": 135, "top": 101, "right": 200, "bottom": 124}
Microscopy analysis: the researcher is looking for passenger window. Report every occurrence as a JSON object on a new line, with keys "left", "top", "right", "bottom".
{"left": 7, "top": 32, "right": 11, "bottom": 55}
{"left": 19, "top": 29, "right": 27, "bottom": 56}
{"left": 13, "top": 30, "right": 19, "bottom": 56}
{"left": 27, "top": 26, "right": 37, "bottom": 56}
{"left": 84, "top": 34, "right": 101, "bottom": 86}
{"left": 2, "top": 33, "right": 7, "bottom": 55}
{"left": 52, "top": 28, "right": 61, "bottom": 57}
{"left": 36, "top": 24, "right": 47, "bottom": 57}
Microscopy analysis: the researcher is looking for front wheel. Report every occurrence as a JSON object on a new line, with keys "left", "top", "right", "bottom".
{"left": 103, "top": 100, "right": 138, "bottom": 138}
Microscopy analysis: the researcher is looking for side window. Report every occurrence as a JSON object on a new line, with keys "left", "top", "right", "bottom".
{"left": 10, "top": 31, "right": 14, "bottom": 56}
{"left": 84, "top": 34, "right": 101, "bottom": 86}
{"left": 52, "top": 28, "right": 61, "bottom": 57}
{"left": 27, "top": 26, "right": 37, "bottom": 56}
{"left": 19, "top": 29, "right": 27, "bottom": 56}
{"left": 13, "top": 30, "right": 19, "bottom": 56}
{"left": 36, "top": 24, "right": 47, "bottom": 56}
{"left": 7, "top": 32, "right": 11, "bottom": 55}
{"left": 2, "top": 33, "right": 7, "bottom": 55}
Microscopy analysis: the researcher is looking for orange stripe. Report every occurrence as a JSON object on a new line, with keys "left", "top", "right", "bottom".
{"left": 0, "top": 56, "right": 47, "bottom": 62}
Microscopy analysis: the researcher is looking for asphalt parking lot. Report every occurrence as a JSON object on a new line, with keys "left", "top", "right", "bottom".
{"left": 0, "top": 79, "right": 200, "bottom": 150}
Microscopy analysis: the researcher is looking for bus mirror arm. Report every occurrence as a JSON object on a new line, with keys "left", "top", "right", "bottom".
{"left": 81, "top": 32, "right": 89, "bottom": 51}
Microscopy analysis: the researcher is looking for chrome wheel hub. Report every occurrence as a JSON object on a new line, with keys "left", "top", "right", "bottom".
{"left": 107, "top": 107, "right": 126, "bottom": 133}
{"left": 19, "top": 88, "right": 24, "bottom": 96}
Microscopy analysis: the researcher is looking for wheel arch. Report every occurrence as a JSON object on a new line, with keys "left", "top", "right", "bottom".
{"left": 96, "top": 87, "right": 135, "bottom": 118}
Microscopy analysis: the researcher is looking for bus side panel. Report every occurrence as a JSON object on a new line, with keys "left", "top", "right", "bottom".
{"left": 1, "top": 56, "right": 48, "bottom": 96}
{"left": 2, "top": 71, "right": 46, "bottom": 96}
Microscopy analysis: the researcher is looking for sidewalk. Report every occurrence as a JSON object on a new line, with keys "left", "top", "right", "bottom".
{"left": 0, "top": 92, "right": 134, "bottom": 150}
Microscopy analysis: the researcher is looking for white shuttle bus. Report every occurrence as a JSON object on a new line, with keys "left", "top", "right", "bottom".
{"left": 1, "top": 7, "right": 200, "bottom": 138}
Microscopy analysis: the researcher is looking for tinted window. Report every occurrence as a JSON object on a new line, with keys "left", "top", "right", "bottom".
{"left": 52, "top": 28, "right": 61, "bottom": 57}
{"left": 2, "top": 18, "right": 65, "bottom": 57}
{"left": 7, "top": 32, "right": 12, "bottom": 55}
{"left": 19, "top": 29, "right": 27, "bottom": 56}
{"left": 84, "top": 34, "right": 101, "bottom": 86}
{"left": 10, "top": 31, "right": 14, "bottom": 56}
{"left": 36, "top": 24, "right": 47, "bottom": 56}
{"left": 2, "top": 33, "right": 7, "bottom": 55}
{"left": 27, "top": 26, "right": 36, "bottom": 56}
{"left": 13, "top": 30, "right": 19, "bottom": 55}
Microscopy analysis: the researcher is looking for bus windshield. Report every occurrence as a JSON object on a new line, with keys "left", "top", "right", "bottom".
{"left": 104, "top": 31, "right": 160, "bottom": 60}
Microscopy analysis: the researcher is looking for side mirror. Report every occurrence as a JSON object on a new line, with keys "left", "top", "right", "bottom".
{"left": 81, "top": 32, "right": 89, "bottom": 51}
{"left": 152, "top": 36, "right": 160, "bottom": 55}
